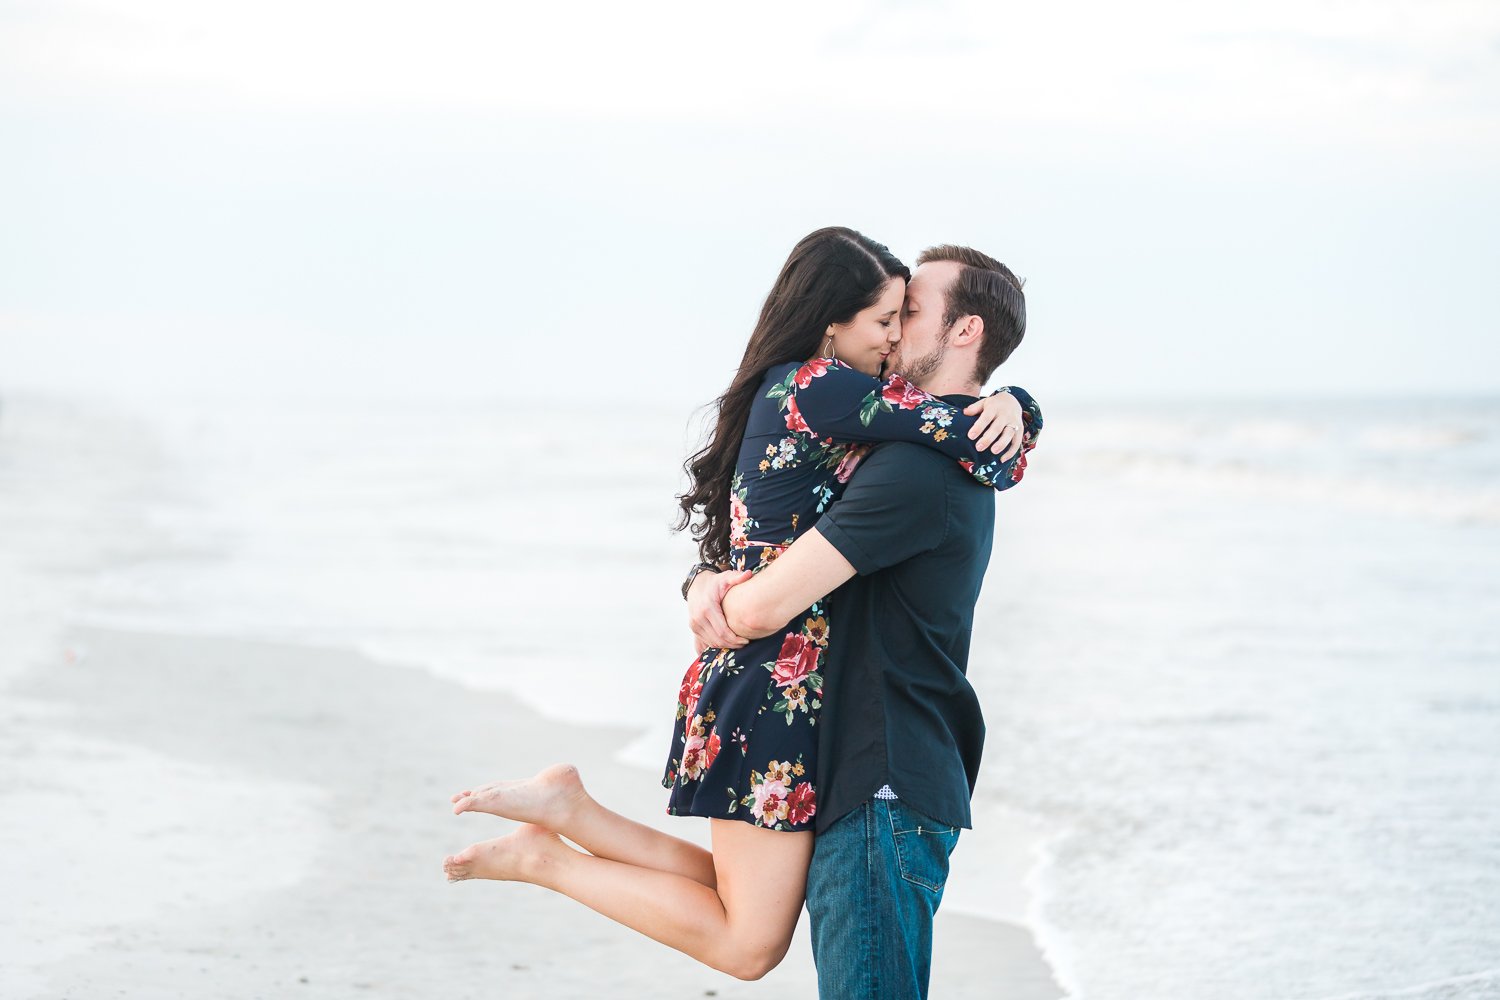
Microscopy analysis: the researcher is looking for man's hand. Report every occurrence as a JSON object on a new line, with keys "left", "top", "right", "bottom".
{"left": 687, "top": 568, "right": 754, "bottom": 653}
{"left": 723, "top": 528, "right": 857, "bottom": 639}
{"left": 962, "top": 391, "right": 1025, "bottom": 461}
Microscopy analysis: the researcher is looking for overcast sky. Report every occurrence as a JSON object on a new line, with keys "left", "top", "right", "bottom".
{"left": 3, "top": 0, "right": 1497, "bottom": 404}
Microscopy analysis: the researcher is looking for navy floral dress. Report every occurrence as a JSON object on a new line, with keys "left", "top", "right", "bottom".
{"left": 663, "top": 357, "right": 1043, "bottom": 832}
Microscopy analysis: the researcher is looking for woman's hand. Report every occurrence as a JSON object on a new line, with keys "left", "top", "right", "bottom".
{"left": 688, "top": 569, "right": 754, "bottom": 652}
{"left": 962, "top": 391, "right": 1024, "bottom": 461}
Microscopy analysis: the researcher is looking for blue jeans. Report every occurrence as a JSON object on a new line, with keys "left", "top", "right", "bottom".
{"left": 805, "top": 799, "right": 961, "bottom": 1000}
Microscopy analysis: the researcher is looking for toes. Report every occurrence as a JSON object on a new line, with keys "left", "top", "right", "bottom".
{"left": 453, "top": 796, "right": 472, "bottom": 815}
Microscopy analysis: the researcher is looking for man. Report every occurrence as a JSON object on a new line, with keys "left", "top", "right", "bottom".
{"left": 685, "top": 244, "right": 1039, "bottom": 999}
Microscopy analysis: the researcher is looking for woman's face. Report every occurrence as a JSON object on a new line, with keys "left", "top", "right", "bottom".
{"left": 823, "top": 277, "right": 905, "bottom": 377}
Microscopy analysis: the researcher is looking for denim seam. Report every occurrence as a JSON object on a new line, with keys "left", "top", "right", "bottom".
{"left": 863, "top": 802, "right": 878, "bottom": 1000}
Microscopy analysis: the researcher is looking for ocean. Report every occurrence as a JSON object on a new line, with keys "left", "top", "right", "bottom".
{"left": 2, "top": 388, "right": 1497, "bottom": 999}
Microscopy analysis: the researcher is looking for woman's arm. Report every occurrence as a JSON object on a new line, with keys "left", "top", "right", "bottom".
{"left": 955, "top": 383, "right": 1042, "bottom": 488}
{"left": 766, "top": 359, "right": 1042, "bottom": 491}
{"left": 983, "top": 384, "right": 1043, "bottom": 450}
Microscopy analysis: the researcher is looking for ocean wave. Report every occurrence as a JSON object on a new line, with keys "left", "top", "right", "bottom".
{"left": 1284, "top": 967, "right": 1500, "bottom": 1000}
{"left": 1045, "top": 451, "right": 1500, "bottom": 524}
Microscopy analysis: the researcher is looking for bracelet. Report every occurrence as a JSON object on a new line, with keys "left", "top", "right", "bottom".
{"left": 681, "top": 562, "right": 719, "bottom": 601}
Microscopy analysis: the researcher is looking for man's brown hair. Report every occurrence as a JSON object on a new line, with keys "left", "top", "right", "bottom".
{"left": 915, "top": 245, "right": 1027, "bottom": 384}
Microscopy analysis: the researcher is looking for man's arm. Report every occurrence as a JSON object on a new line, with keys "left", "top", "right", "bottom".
{"left": 718, "top": 530, "right": 858, "bottom": 639}
{"left": 689, "top": 444, "right": 951, "bottom": 641}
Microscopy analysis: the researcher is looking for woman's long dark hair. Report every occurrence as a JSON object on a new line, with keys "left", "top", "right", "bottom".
{"left": 674, "top": 227, "right": 910, "bottom": 567}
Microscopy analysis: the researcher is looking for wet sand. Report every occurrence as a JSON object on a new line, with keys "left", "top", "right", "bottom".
{"left": 2, "top": 625, "right": 1064, "bottom": 998}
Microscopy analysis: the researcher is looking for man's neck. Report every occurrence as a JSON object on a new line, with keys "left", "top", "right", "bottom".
{"left": 914, "top": 370, "right": 982, "bottom": 399}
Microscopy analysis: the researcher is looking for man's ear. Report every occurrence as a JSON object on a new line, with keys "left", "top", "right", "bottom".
{"left": 953, "top": 315, "right": 984, "bottom": 346}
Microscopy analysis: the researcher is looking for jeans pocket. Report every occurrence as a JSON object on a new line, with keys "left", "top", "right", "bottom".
{"left": 887, "top": 802, "right": 960, "bottom": 893}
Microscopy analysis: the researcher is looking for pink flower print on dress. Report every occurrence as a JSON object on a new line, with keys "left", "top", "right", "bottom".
{"left": 833, "top": 442, "right": 870, "bottom": 483}
{"left": 729, "top": 491, "right": 750, "bottom": 549}
{"left": 705, "top": 729, "right": 722, "bottom": 770}
{"left": 1009, "top": 450, "right": 1028, "bottom": 483}
{"left": 784, "top": 394, "right": 811, "bottom": 435}
{"left": 786, "top": 781, "right": 817, "bottom": 826}
{"left": 751, "top": 768, "right": 791, "bottom": 826}
{"left": 770, "top": 633, "right": 818, "bottom": 689}
{"left": 680, "top": 714, "right": 710, "bottom": 781}
{"left": 880, "top": 374, "right": 931, "bottom": 410}
{"left": 677, "top": 667, "right": 703, "bottom": 721}
{"left": 794, "top": 358, "right": 832, "bottom": 388}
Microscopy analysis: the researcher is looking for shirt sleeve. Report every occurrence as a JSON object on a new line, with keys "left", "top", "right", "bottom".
{"left": 764, "top": 359, "right": 1035, "bottom": 491}
{"left": 815, "top": 444, "right": 951, "bottom": 575}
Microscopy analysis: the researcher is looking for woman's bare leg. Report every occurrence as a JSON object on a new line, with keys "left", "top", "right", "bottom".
{"left": 450, "top": 763, "right": 717, "bottom": 888}
{"left": 443, "top": 818, "right": 811, "bottom": 981}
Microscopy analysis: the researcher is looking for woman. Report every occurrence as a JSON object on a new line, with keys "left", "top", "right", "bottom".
{"left": 442, "top": 227, "right": 1041, "bottom": 980}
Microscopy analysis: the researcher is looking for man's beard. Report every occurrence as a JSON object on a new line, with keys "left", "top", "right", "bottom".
{"left": 888, "top": 328, "right": 950, "bottom": 385}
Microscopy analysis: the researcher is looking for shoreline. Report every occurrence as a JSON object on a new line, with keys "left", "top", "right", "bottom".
{"left": 4, "top": 624, "right": 1066, "bottom": 999}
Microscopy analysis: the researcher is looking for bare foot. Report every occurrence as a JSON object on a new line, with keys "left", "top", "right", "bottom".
{"left": 450, "top": 762, "right": 589, "bottom": 828}
{"left": 443, "top": 824, "right": 570, "bottom": 883}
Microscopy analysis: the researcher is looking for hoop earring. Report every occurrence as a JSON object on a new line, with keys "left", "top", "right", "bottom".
{"left": 822, "top": 335, "right": 837, "bottom": 361}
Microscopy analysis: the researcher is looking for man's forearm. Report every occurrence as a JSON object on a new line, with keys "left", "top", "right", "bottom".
{"left": 720, "top": 529, "right": 858, "bottom": 639}
{"left": 722, "top": 582, "right": 782, "bottom": 640}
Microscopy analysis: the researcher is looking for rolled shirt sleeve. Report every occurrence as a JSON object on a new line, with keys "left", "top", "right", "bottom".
{"left": 814, "top": 444, "right": 950, "bottom": 576}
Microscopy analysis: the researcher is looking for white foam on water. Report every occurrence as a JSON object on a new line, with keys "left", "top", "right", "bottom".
{"left": 1045, "top": 398, "right": 1500, "bottom": 524}
{"left": 943, "top": 799, "right": 1056, "bottom": 928}
{"left": 1023, "top": 825, "right": 1087, "bottom": 1000}
{"left": 1285, "top": 967, "right": 1500, "bottom": 1000}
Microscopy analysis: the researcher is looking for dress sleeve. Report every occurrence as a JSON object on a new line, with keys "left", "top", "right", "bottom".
{"left": 992, "top": 384, "right": 1043, "bottom": 450}
{"left": 764, "top": 358, "right": 1042, "bottom": 491}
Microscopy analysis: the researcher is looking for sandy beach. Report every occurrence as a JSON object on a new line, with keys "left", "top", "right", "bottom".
{"left": 2, "top": 624, "right": 1064, "bottom": 999}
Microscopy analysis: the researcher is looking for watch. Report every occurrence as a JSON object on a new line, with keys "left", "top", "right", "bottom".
{"left": 681, "top": 562, "right": 720, "bottom": 600}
